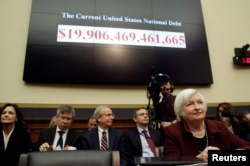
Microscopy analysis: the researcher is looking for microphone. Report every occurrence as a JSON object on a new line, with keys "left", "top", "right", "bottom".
{"left": 221, "top": 110, "right": 236, "bottom": 118}
{"left": 221, "top": 110, "right": 250, "bottom": 123}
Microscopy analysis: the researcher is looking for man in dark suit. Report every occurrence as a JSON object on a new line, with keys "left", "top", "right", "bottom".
{"left": 79, "top": 105, "right": 131, "bottom": 166}
{"left": 86, "top": 114, "right": 97, "bottom": 130}
{"left": 124, "top": 107, "right": 163, "bottom": 165}
{"left": 36, "top": 105, "right": 80, "bottom": 151}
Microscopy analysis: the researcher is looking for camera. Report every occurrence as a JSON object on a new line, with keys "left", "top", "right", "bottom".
{"left": 147, "top": 73, "right": 171, "bottom": 101}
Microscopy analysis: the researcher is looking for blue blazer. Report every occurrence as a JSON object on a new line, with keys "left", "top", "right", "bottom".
{"left": 80, "top": 127, "right": 131, "bottom": 166}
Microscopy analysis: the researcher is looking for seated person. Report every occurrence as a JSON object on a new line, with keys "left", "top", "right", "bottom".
{"left": 238, "top": 110, "right": 250, "bottom": 141}
{"left": 36, "top": 105, "right": 81, "bottom": 151}
{"left": 124, "top": 107, "right": 163, "bottom": 165}
{"left": 81, "top": 114, "right": 97, "bottom": 134}
{"left": 86, "top": 114, "right": 97, "bottom": 131}
{"left": 49, "top": 116, "right": 57, "bottom": 128}
{"left": 79, "top": 105, "right": 131, "bottom": 166}
{"left": 0, "top": 103, "right": 33, "bottom": 166}
{"left": 215, "top": 102, "right": 241, "bottom": 134}
{"left": 163, "top": 88, "right": 250, "bottom": 161}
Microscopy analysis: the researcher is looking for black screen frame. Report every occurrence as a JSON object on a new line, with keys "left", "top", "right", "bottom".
{"left": 23, "top": 0, "right": 213, "bottom": 85}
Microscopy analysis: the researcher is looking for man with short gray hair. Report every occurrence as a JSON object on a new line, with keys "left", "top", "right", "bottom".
{"left": 79, "top": 105, "right": 131, "bottom": 166}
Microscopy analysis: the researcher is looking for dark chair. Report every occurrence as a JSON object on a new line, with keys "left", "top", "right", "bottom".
{"left": 18, "top": 150, "right": 120, "bottom": 166}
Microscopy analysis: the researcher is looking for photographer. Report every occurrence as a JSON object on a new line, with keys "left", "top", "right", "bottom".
{"left": 148, "top": 73, "right": 177, "bottom": 130}
{"left": 157, "top": 81, "right": 177, "bottom": 127}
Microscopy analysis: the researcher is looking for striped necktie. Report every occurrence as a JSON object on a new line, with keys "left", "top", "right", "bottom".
{"left": 100, "top": 131, "right": 108, "bottom": 150}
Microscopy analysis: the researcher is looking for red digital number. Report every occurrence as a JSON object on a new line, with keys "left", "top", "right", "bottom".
{"left": 129, "top": 32, "right": 136, "bottom": 41}
{"left": 103, "top": 31, "right": 109, "bottom": 40}
{"left": 179, "top": 36, "right": 185, "bottom": 45}
{"left": 140, "top": 34, "right": 147, "bottom": 42}
{"left": 87, "top": 30, "right": 94, "bottom": 39}
{"left": 242, "top": 57, "right": 250, "bottom": 64}
{"left": 114, "top": 32, "right": 121, "bottom": 41}
{"left": 122, "top": 32, "right": 129, "bottom": 41}
{"left": 74, "top": 29, "right": 82, "bottom": 38}
{"left": 58, "top": 28, "right": 66, "bottom": 38}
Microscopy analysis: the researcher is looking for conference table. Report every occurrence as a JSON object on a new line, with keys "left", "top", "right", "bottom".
{"left": 134, "top": 156, "right": 208, "bottom": 166}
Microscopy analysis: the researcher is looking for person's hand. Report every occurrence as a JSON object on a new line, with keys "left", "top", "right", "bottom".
{"left": 172, "top": 119, "right": 178, "bottom": 124}
{"left": 39, "top": 142, "right": 51, "bottom": 152}
{"left": 161, "top": 121, "right": 172, "bottom": 128}
{"left": 161, "top": 120, "right": 177, "bottom": 128}
{"left": 196, "top": 146, "right": 220, "bottom": 161}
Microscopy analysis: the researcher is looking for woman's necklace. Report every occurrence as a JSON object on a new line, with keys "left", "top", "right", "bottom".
{"left": 193, "top": 124, "right": 208, "bottom": 152}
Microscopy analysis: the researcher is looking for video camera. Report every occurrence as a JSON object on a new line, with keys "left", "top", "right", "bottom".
{"left": 147, "top": 73, "right": 172, "bottom": 101}
{"left": 146, "top": 72, "right": 173, "bottom": 129}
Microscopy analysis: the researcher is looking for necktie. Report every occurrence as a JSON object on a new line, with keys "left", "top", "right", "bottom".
{"left": 142, "top": 130, "right": 156, "bottom": 156}
{"left": 57, "top": 131, "right": 65, "bottom": 149}
{"left": 100, "top": 131, "right": 108, "bottom": 150}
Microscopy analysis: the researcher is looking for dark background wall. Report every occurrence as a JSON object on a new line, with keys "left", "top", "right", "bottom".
{"left": 1, "top": 104, "right": 250, "bottom": 119}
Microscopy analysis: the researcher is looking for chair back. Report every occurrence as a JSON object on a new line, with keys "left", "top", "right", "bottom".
{"left": 18, "top": 150, "right": 120, "bottom": 166}
{"left": 155, "top": 146, "right": 164, "bottom": 157}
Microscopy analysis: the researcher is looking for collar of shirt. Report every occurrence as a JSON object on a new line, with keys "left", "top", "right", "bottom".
{"left": 52, "top": 126, "right": 69, "bottom": 150}
{"left": 2, "top": 127, "right": 15, "bottom": 150}
{"left": 137, "top": 127, "right": 149, "bottom": 136}
{"left": 56, "top": 126, "right": 69, "bottom": 134}
{"left": 98, "top": 126, "right": 108, "bottom": 132}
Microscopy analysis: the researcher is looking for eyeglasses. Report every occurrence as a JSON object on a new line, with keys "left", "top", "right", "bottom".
{"left": 136, "top": 113, "right": 149, "bottom": 117}
{"left": 102, "top": 113, "right": 115, "bottom": 117}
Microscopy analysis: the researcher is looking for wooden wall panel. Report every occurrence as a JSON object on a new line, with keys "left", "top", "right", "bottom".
{"left": 26, "top": 116, "right": 215, "bottom": 143}
{"left": 26, "top": 118, "right": 136, "bottom": 143}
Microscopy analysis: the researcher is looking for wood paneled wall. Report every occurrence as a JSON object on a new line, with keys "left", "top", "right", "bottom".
{"left": 26, "top": 116, "right": 215, "bottom": 143}
{"left": 26, "top": 118, "right": 136, "bottom": 143}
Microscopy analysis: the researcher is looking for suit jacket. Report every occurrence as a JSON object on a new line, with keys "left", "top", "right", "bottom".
{"left": 35, "top": 127, "right": 81, "bottom": 150}
{"left": 163, "top": 119, "right": 250, "bottom": 158}
{"left": 0, "top": 126, "right": 32, "bottom": 166}
{"left": 124, "top": 127, "right": 163, "bottom": 165}
{"left": 79, "top": 127, "right": 130, "bottom": 166}
{"left": 125, "top": 127, "right": 163, "bottom": 156}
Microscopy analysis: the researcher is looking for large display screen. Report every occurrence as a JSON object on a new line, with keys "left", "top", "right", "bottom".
{"left": 23, "top": 0, "right": 213, "bottom": 85}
